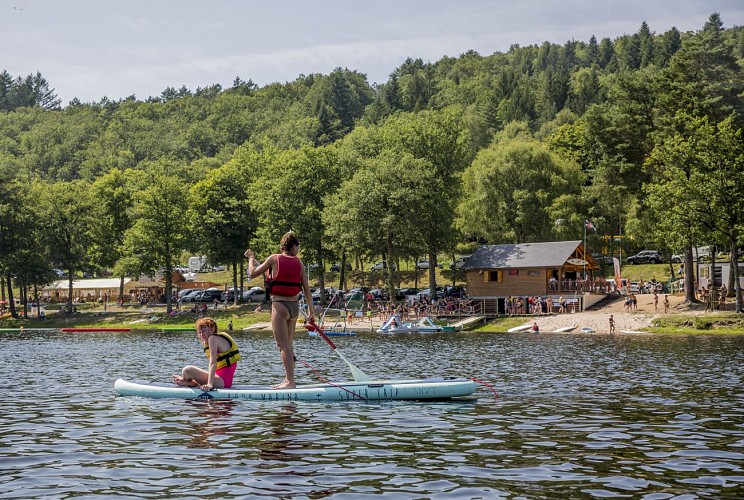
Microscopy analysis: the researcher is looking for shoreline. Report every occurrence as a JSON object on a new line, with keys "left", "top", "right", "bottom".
{"left": 1, "top": 292, "right": 742, "bottom": 334}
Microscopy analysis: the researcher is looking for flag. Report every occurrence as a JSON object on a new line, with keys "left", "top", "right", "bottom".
{"left": 613, "top": 257, "right": 622, "bottom": 291}
{"left": 585, "top": 219, "right": 596, "bottom": 232}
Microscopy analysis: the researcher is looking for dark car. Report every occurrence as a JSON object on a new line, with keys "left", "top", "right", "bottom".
{"left": 221, "top": 288, "right": 242, "bottom": 302}
{"left": 194, "top": 289, "right": 224, "bottom": 302}
{"left": 330, "top": 262, "right": 352, "bottom": 272}
{"left": 627, "top": 250, "right": 662, "bottom": 265}
{"left": 444, "top": 285, "right": 467, "bottom": 298}
{"left": 395, "top": 288, "right": 419, "bottom": 300}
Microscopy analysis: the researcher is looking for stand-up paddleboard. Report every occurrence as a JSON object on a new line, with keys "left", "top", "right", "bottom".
{"left": 552, "top": 325, "right": 577, "bottom": 333}
{"left": 580, "top": 327, "right": 596, "bottom": 334}
{"left": 507, "top": 323, "right": 533, "bottom": 333}
{"left": 0, "top": 327, "right": 57, "bottom": 333}
{"left": 620, "top": 329, "right": 652, "bottom": 335}
{"left": 309, "top": 331, "right": 356, "bottom": 337}
{"left": 114, "top": 377, "right": 477, "bottom": 401}
{"left": 61, "top": 327, "right": 131, "bottom": 332}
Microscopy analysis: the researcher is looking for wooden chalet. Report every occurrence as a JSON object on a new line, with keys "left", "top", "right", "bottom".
{"left": 462, "top": 240, "right": 609, "bottom": 313}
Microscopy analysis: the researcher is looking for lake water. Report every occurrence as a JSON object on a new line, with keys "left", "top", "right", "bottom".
{"left": 2, "top": 329, "right": 744, "bottom": 498}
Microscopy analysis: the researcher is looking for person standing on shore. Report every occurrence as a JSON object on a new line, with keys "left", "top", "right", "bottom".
{"left": 663, "top": 295, "right": 670, "bottom": 314}
{"left": 608, "top": 314, "right": 615, "bottom": 334}
{"left": 244, "top": 231, "right": 314, "bottom": 389}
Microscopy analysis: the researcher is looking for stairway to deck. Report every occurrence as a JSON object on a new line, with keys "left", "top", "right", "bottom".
{"left": 585, "top": 294, "right": 624, "bottom": 311}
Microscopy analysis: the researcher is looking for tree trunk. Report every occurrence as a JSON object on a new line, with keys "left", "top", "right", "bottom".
{"left": 239, "top": 261, "right": 245, "bottom": 304}
{"left": 428, "top": 249, "right": 437, "bottom": 300}
{"left": 34, "top": 284, "right": 40, "bottom": 319}
{"left": 727, "top": 248, "right": 736, "bottom": 298}
{"left": 451, "top": 252, "right": 456, "bottom": 287}
{"left": 338, "top": 252, "right": 348, "bottom": 295}
{"left": 386, "top": 231, "right": 395, "bottom": 302}
{"left": 683, "top": 243, "right": 697, "bottom": 303}
{"left": 709, "top": 249, "right": 718, "bottom": 310}
{"left": 316, "top": 241, "right": 326, "bottom": 308}
{"left": 67, "top": 273, "right": 74, "bottom": 313}
{"left": 231, "top": 261, "right": 238, "bottom": 305}
{"left": 730, "top": 242, "right": 742, "bottom": 313}
{"left": 119, "top": 276, "right": 125, "bottom": 307}
{"left": 6, "top": 274, "right": 17, "bottom": 318}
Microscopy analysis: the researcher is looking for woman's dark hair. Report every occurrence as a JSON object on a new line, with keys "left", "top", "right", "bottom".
{"left": 280, "top": 231, "right": 300, "bottom": 252}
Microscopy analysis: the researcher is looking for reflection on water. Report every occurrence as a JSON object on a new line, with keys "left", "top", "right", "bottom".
{"left": 184, "top": 399, "right": 237, "bottom": 449}
{"left": 1, "top": 330, "right": 743, "bottom": 498}
{"left": 257, "top": 403, "right": 310, "bottom": 462}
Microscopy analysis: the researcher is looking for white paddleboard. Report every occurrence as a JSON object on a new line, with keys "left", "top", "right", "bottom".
{"left": 114, "top": 377, "right": 478, "bottom": 401}
{"left": 507, "top": 323, "right": 533, "bottom": 333}
{"left": 552, "top": 325, "right": 577, "bottom": 333}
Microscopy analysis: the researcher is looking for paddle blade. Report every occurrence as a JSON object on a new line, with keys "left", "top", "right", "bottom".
{"left": 334, "top": 349, "right": 372, "bottom": 382}
{"left": 306, "top": 319, "right": 371, "bottom": 382}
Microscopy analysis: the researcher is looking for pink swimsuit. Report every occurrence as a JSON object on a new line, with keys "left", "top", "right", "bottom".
{"left": 216, "top": 363, "right": 237, "bottom": 388}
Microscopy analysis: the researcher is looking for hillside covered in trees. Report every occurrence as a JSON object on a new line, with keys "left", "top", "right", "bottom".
{"left": 1, "top": 13, "right": 743, "bottom": 314}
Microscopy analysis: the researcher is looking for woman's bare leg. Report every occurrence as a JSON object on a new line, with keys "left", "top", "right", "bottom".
{"left": 271, "top": 302, "right": 295, "bottom": 389}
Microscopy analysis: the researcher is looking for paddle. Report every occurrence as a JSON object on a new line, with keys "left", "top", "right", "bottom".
{"left": 303, "top": 316, "right": 372, "bottom": 382}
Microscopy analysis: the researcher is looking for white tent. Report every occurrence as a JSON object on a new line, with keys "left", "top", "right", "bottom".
{"left": 43, "top": 278, "right": 130, "bottom": 302}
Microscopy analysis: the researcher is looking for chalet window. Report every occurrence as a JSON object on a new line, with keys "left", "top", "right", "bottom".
{"left": 485, "top": 270, "right": 502, "bottom": 282}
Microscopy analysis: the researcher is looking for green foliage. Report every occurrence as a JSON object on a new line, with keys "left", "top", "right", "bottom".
{"left": 0, "top": 14, "right": 741, "bottom": 301}
{"left": 457, "top": 137, "right": 584, "bottom": 244}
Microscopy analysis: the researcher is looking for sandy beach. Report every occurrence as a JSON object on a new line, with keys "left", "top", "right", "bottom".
{"left": 527, "top": 293, "right": 694, "bottom": 334}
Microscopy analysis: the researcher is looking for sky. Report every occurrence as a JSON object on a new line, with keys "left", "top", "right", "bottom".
{"left": 2, "top": 0, "right": 743, "bottom": 105}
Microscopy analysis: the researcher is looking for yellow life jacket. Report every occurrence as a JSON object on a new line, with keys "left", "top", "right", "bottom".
{"left": 203, "top": 332, "right": 241, "bottom": 369}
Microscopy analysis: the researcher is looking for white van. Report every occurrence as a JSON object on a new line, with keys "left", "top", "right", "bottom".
{"left": 187, "top": 256, "right": 207, "bottom": 273}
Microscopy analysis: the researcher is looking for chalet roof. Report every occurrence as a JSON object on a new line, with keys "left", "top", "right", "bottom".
{"left": 463, "top": 240, "right": 585, "bottom": 270}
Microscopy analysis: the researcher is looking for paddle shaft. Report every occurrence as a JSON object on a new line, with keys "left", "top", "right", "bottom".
{"left": 303, "top": 316, "right": 372, "bottom": 382}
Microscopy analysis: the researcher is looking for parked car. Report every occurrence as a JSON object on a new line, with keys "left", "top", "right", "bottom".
{"left": 370, "top": 261, "right": 397, "bottom": 271}
{"left": 177, "top": 288, "right": 197, "bottom": 300}
{"left": 193, "top": 289, "right": 224, "bottom": 303}
{"left": 311, "top": 287, "right": 338, "bottom": 301}
{"left": 343, "top": 287, "right": 368, "bottom": 301}
{"left": 243, "top": 287, "right": 266, "bottom": 302}
{"left": 591, "top": 253, "right": 615, "bottom": 265}
{"left": 221, "top": 287, "right": 244, "bottom": 302}
{"left": 415, "top": 260, "right": 443, "bottom": 270}
{"left": 444, "top": 285, "right": 467, "bottom": 298}
{"left": 179, "top": 289, "right": 206, "bottom": 302}
{"left": 330, "top": 262, "right": 352, "bottom": 272}
{"left": 416, "top": 287, "right": 445, "bottom": 300}
{"left": 672, "top": 246, "right": 715, "bottom": 263}
{"left": 627, "top": 250, "right": 662, "bottom": 264}
{"left": 449, "top": 255, "right": 472, "bottom": 270}
{"left": 368, "top": 288, "right": 387, "bottom": 300}
{"left": 395, "top": 287, "right": 419, "bottom": 300}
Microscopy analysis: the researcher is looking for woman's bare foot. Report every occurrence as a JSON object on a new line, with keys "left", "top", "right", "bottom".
{"left": 172, "top": 375, "right": 197, "bottom": 387}
{"left": 272, "top": 380, "right": 296, "bottom": 389}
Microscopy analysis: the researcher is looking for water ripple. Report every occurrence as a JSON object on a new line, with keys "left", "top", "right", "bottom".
{"left": 1, "top": 331, "right": 743, "bottom": 498}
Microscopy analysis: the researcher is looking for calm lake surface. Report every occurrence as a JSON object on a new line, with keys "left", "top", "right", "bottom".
{"left": 2, "top": 329, "right": 744, "bottom": 499}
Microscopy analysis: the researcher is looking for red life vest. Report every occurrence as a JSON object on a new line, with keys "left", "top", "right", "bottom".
{"left": 265, "top": 254, "right": 302, "bottom": 296}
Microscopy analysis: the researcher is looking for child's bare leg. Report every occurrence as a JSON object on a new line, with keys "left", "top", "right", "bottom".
{"left": 173, "top": 365, "right": 208, "bottom": 386}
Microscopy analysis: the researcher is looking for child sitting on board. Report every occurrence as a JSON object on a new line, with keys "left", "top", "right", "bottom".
{"left": 172, "top": 317, "right": 241, "bottom": 391}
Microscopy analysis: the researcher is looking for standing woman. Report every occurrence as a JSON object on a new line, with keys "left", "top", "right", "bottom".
{"left": 245, "top": 231, "right": 314, "bottom": 389}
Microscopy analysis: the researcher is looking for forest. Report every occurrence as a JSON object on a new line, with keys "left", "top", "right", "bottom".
{"left": 0, "top": 13, "right": 743, "bottom": 315}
